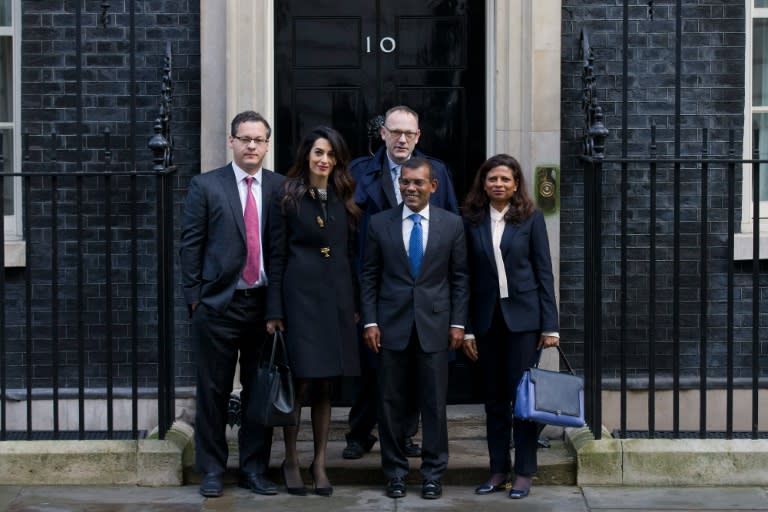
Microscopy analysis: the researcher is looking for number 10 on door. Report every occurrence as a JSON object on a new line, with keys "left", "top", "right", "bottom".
{"left": 366, "top": 36, "right": 396, "bottom": 53}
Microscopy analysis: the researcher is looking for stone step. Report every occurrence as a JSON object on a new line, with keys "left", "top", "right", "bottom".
{"left": 185, "top": 405, "right": 577, "bottom": 487}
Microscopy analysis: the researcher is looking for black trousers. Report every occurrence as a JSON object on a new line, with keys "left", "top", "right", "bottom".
{"left": 478, "top": 303, "right": 539, "bottom": 476}
{"left": 192, "top": 289, "right": 273, "bottom": 475}
{"left": 378, "top": 329, "right": 448, "bottom": 482}
{"left": 346, "top": 360, "right": 419, "bottom": 444}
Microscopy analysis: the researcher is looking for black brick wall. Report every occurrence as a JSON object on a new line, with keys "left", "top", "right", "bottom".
{"left": 561, "top": 1, "right": 767, "bottom": 384}
{"left": 8, "top": 0, "right": 200, "bottom": 391}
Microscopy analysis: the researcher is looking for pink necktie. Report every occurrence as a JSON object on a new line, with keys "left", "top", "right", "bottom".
{"left": 242, "top": 176, "right": 261, "bottom": 285}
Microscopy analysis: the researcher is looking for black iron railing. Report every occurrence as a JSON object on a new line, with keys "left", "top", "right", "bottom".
{"left": 0, "top": 143, "right": 176, "bottom": 441}
{"left": 580, "top": 23, "right": 766, "bottom": 440}
{"left": 0, "top": 0, "right": 177, "bottom": 439}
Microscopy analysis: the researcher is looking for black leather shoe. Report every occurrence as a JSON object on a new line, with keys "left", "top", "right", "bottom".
{"left": 403, "top": 437, "right": 421, "bottom": 458}
{"left": 199, "top": 473, "right": 223, "bottom": 498}
{"left": 474, "top": 479, "right": 511, "bottom": 495}
{"left": 421, "top": 480, "right": 442, "bottom": 499}
{"left": 385, "top": 477, "right": 407, "bottom": 499}
{"left": 342, "top": 434, "right": 377, "bottom": 459}
{"left": 238, "top": 472, "right": 278, "bottom": 496}
{"left": 342, "top": 440, "right": 365, "bottom": 459}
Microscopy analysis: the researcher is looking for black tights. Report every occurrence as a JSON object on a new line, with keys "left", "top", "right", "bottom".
{"left": 282, "top": 378, "right": 332, "bottom": 489}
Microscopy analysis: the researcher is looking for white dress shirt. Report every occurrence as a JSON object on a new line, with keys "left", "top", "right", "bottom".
{"left": 402, "top": 204, "right": 429, "bottom": 254}
{"left": 233, "top": 162, "right": 267, "bottom": 288}
{"left": 490, "top": 205, "right": 510, "bottom": 299}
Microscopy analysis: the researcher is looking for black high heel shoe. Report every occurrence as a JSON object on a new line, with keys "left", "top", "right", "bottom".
{"left": 281, "top": 460, "right": 308, "bottom": 496}
{"left": 508, "top": 474, "right": 532, "bottom": 499}
{"left": 308, "top": 462, "right": 333, "bottom": 497}
{"left": 475, "top": 477, "right": 511, "bottom": 495}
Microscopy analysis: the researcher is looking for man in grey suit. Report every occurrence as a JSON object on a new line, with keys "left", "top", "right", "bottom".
{"left": 180, "top": 111, "right": 285, "bottom": 498}
{"left": 360, "top": 157, "right": 469, "bottom": 500}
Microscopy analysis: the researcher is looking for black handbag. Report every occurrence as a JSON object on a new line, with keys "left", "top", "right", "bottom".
{"left": 513, "top": 345, "right": 585, "bottom": 428}
{"left": 252, "top": 331, "right": 298, "bottom": 427}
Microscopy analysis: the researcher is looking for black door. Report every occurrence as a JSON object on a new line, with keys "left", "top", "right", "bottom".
{"left": 275, "top": 0, "right": 485, "bottom": 200}
{"left": 275, "top": 0, "right": 485, "bottom": 403}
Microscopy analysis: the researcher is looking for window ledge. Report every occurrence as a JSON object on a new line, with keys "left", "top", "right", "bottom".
{"left": 4, "top": 240, "right": 26, "bottom": 267}
{"left": 734, "top": 233, "right": 768, "bottom": 260}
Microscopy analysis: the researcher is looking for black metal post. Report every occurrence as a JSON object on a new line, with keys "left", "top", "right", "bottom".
{"left": 698, "top": 130, "right": 709, "bottom": 438}
{"left": 726, "top": 132, "right": 735, "bottom": 439}
{"left": 580, "top": 28, "right": 608, "bottom": 438}
{"left": 51, "top": 174, "right": 60, "bottom": 439}
{"left": 149, "top": 119, "right": 172, "bottom": 438}
{"left": 752, "top": 130, "right": 761, "bottom": 439}
{"left": 648, "top": 124, "right": 657, "bottom": 438}
{"left": 672, "top": 0, "right": 683, "bottom": 438}
{"left": 0, "top": 143, "right": 5, "bottom": 439}
{"left": 619, "top": 0, "right": 629, "bottom": 439}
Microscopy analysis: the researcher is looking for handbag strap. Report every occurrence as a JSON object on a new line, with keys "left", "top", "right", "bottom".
{"left": 533, "top": 345, "right": 576, "bottom": 375}
{"left": 261, "top": 330, "right": 289, "bottom": 366}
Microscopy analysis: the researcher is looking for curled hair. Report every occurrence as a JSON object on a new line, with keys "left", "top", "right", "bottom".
{"left": 462, "top": 154, "right": 535, "bottom": 225}
{"left": 281, "top": 126, "right": 361, "bottom": 229}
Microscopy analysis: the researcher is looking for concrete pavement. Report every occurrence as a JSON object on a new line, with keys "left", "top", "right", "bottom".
{"left": 0, "top": 484, "right": 767, "bottom": 511}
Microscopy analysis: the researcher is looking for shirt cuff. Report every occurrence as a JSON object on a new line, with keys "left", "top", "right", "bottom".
{"left": 464, "top": 334, "right": 476, "bottom": 341}
{"left": 450, "top": 325, "right": 464, "bottom": 330}
{"left": 363, "top": 323, "right": 378, "bottom": 329}
{"left": 542, "top": 331, "right": 559, "bottom": 338}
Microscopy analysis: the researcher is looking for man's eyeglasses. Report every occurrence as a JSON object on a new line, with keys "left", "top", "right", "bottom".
{"left": 233, "top": 135, "right": 269, "bottom": 146}
{"left": 383, "top": 126, "right": 419, "bottom": 141}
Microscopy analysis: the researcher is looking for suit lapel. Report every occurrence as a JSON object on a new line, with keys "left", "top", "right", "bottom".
{"left": 476, "top": 214, "right": 497, "bottom": 276}
{"left": 500, "top": 220, "right": 521, "bottom": 258}
{"left": 422, "top": 209, "right": 442, "bottom": 267}
{"left": 260, "top": 169, "right": 277, "bottom": 231}
{"left": 220, "top": 165, "right": 246, "bottom": 241}
{"left": 380, "top": 158, "right": 398, "bottom": 208}
{"left": 386, "top": 206, "right": 410, "bottom": 272}
{"left": 361, "top": 172, "right": 388, "bottom": 211}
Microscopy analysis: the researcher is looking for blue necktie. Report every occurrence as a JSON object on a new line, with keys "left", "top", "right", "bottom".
{"left": 408, "top": 213, "right": 423, "bottom": 276}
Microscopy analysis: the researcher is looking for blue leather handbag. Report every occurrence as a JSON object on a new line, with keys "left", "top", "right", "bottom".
{"left": 513, "top": 346, "right": 585, "bottom": 428}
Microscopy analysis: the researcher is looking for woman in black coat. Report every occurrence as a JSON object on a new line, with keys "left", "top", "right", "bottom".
{"left": 266, "top": 126, "right": 361, "bottom": 496}
{"left": 461, "top": 154, "right": 560, "bottom": 499}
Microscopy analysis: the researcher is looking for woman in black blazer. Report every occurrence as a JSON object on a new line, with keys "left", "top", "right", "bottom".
{"left": 461, "top": 154, "right": 560, "bottom": 499}
{"left": 266, "top": 127, "right": 361, "bottom": 496}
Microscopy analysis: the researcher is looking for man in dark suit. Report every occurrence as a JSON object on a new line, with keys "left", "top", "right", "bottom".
{"left": 179, "top": 111, "right": 285, "bottom": 498}
{"left": 360, "top": 157, "right": 469, "bottom": 500}
{"left": 344, "top": 105, "right": 459, "bottom": 460}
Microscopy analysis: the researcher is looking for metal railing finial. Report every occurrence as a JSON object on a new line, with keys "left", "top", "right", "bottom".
{"left": 581, "top": 29, "right": 609, "bottom": 159}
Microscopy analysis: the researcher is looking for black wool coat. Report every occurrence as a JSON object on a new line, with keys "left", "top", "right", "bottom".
{"left": 266, "top": 183, "right": 360, "bottom": 379}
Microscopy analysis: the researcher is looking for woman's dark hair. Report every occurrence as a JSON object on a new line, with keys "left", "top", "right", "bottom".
{"left": 281, "top": 126, "right": 361, "bottom": 227}
{"left": 462, "top": 153, "right": 536, "bottom": 224}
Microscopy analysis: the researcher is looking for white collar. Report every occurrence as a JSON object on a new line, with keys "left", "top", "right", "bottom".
{"left": 386, "top": 154, "right": 410, "bottom": 171}
{"left": 489, "top": 204, "right": 509, "bottom": 221}
{"left": 403, "top": 204, "right": 430, "bottom": 221}
{"left": 232, "top": 161, "right": 261, "bottom": 184}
